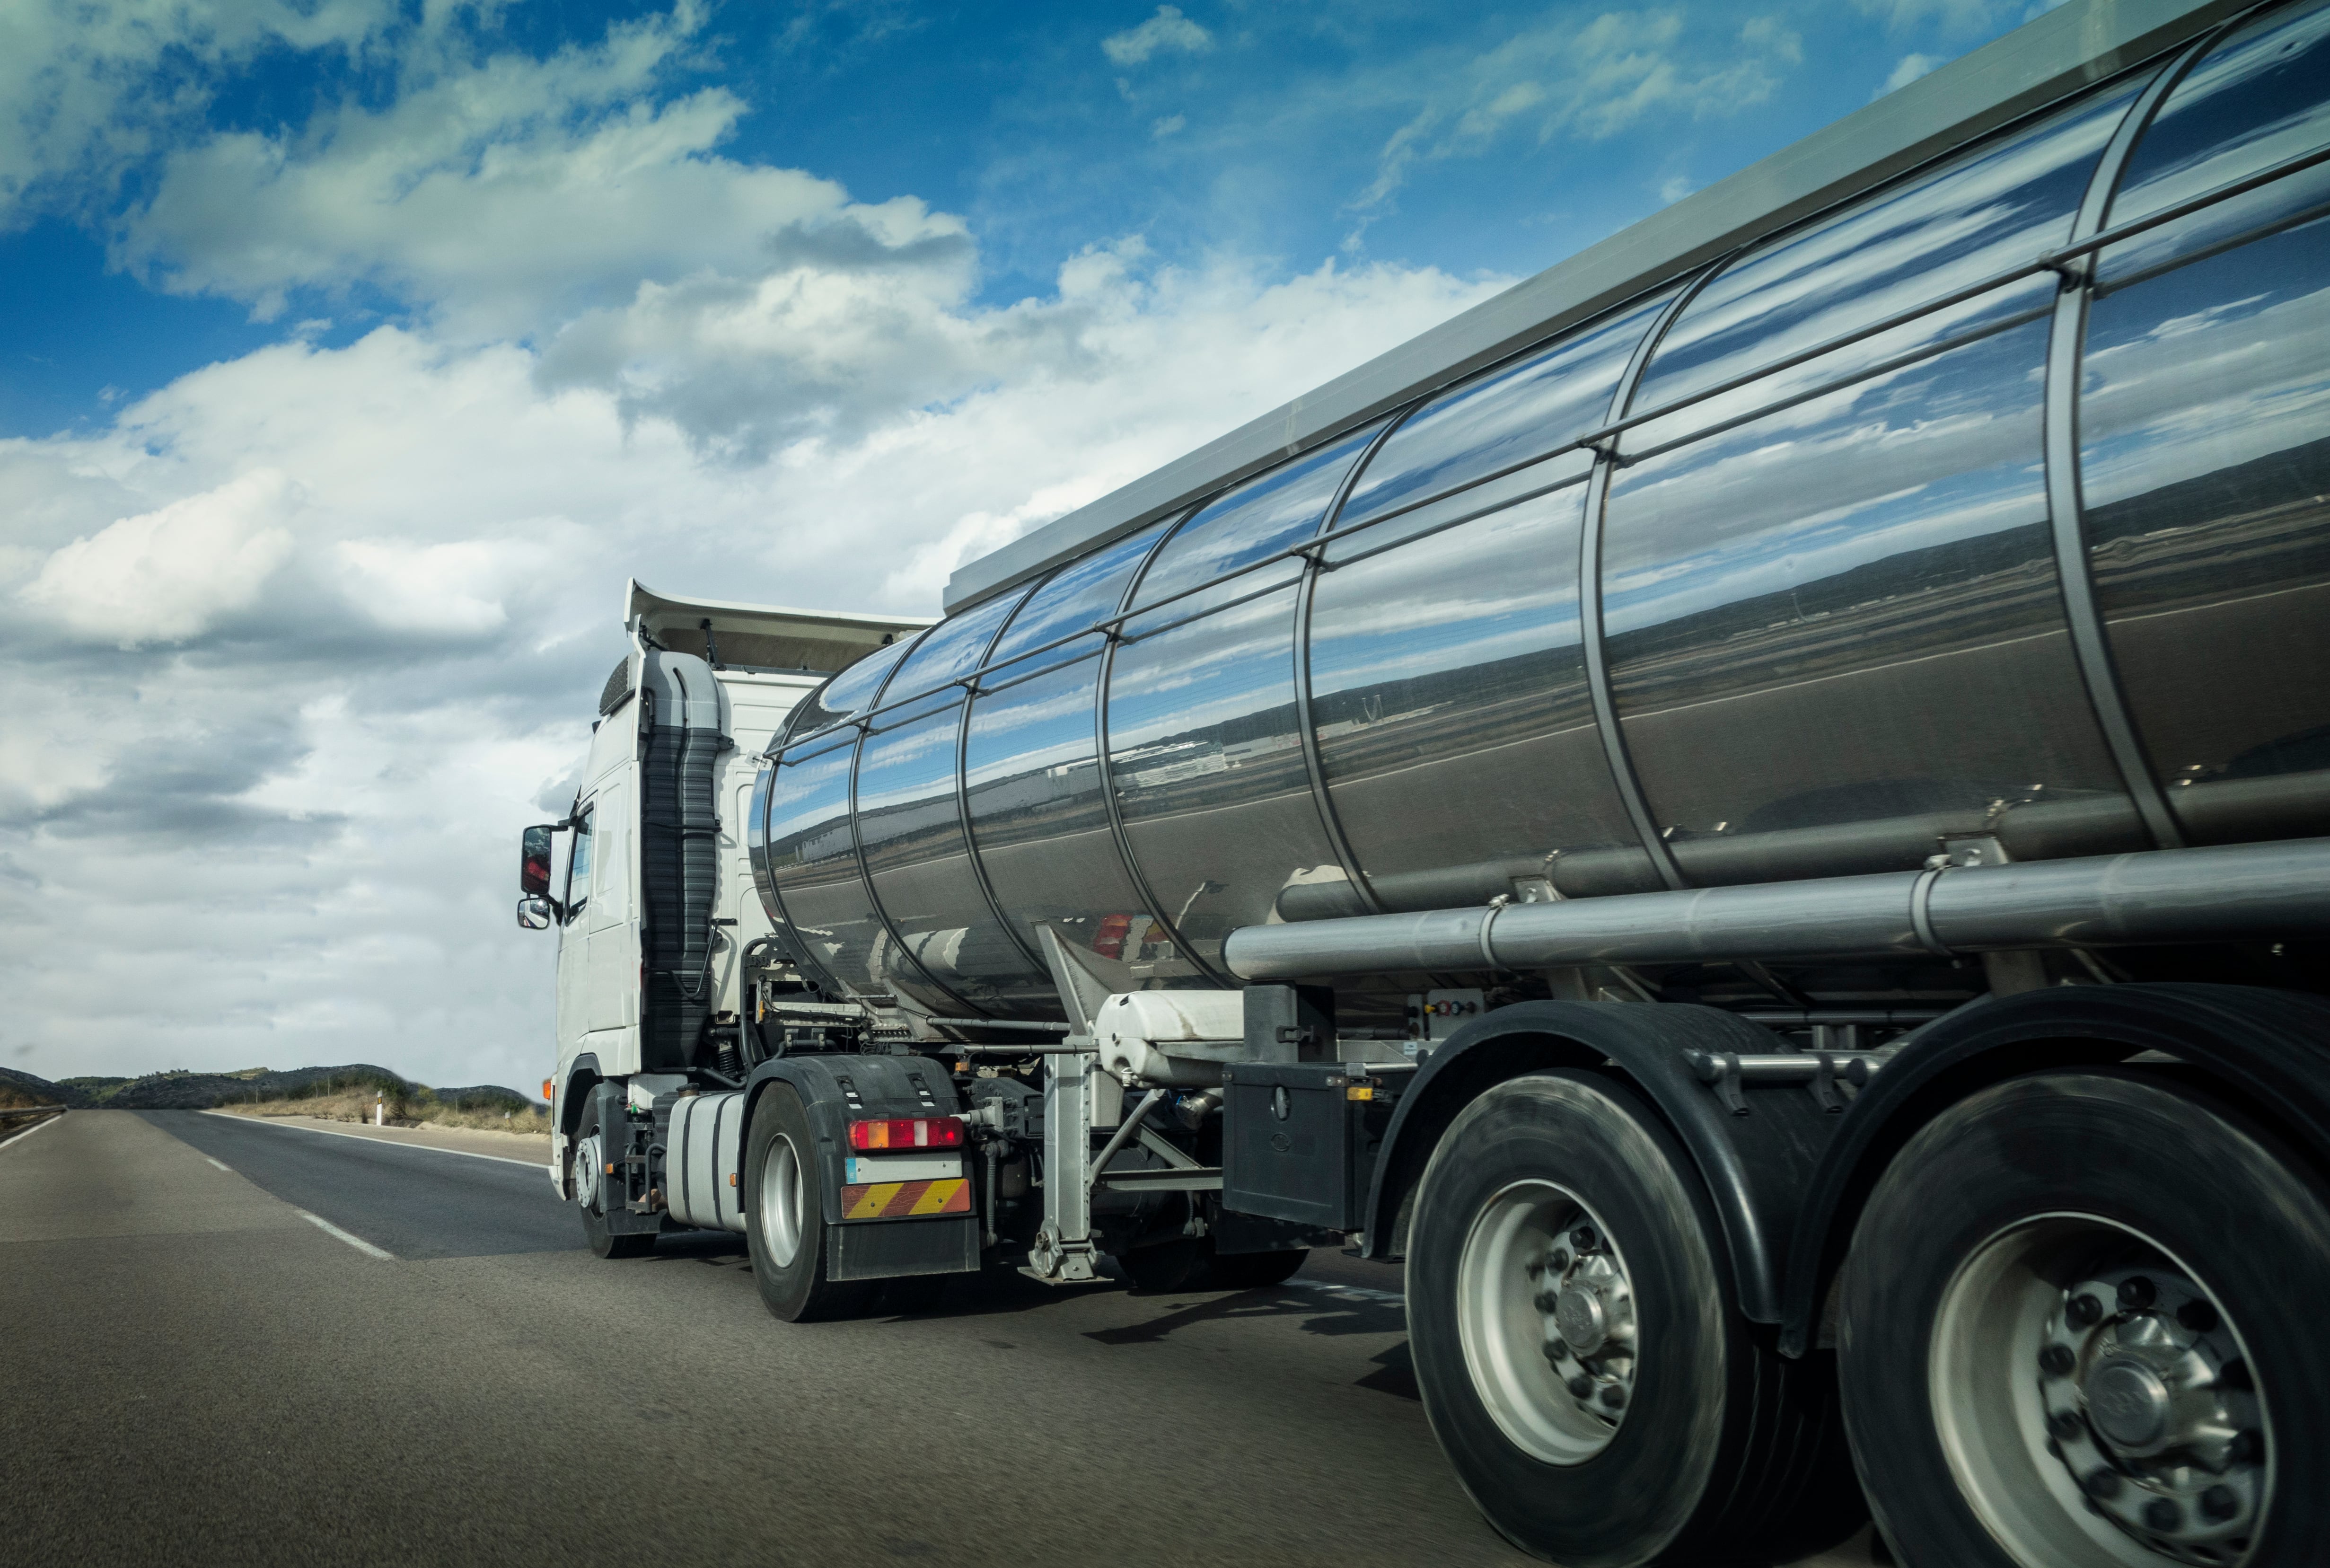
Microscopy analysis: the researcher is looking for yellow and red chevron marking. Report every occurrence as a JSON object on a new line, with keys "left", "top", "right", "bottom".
{"left": 841, "top": 1178, "right": 970, "bottom": 1220}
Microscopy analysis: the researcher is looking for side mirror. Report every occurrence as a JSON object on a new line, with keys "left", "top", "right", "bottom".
{"left": 521, "top": 824, "right": 555, "bottom": 897}
{"left": 517, "top": 894, "right": 554, "bottom": 931}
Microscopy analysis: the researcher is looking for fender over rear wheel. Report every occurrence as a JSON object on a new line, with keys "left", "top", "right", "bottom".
{"left": 745, "top": 1084, "right": 873, "bottom": 1322}
{"left": 1408, "top": 1069, "right": 1861, "bottom": 1568}
{"left": 1838, "top": 1069, "right": 2330, "bottom": 1568}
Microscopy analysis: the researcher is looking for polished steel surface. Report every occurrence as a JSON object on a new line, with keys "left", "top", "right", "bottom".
{"left": 1306, "top": 487, "right": 1650, "bottom": 916}
{"left": 764, "top": 734, "right": 891, "bottom": 997}
{"left": 1132, "top": 421, "right": 1381, "bottom": 612}
{"left": 2105, "top": 0, "right": 2330, "bottom": 274}
{"left": 2082, "top": 9, "right": 2330, "bottom": 846}
{"left": 1109, "top": 583, "right": 1335, "bottom": 975}
{"left": 1334, "top": 295, "right": 1668, "bottom": 533}
{"left": 1634, "top": 78, "right": 2140, "bottom": 444}
{"left": 760, "top": 25, "right": 2329, "bottom": 1011}
{"left": 1607, "top": 318, "right": 2141, "bottom": 883}
{"left": 944, "top": 0, "right": 2241, "bottom": 614}
{"left": 779, "top": 630, "right": 921, "bottom": 750}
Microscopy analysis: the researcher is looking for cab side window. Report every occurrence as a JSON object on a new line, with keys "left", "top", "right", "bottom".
{"left": 564, "top": 806, "right": 594, "bottom": 923}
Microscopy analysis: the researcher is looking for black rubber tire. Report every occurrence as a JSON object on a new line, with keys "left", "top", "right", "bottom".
{"left": 1408, "top": 1070, "right": 1861, "bottom": 1568}
{"left": 744, "top": 1084, "right": 873, "bottom": 1322}
{"left": 1210, "top": 1247, "right": 1307, "bottom": 1289}
{"left": 1838, "top": 1069, "right": 2330, "bottom": 1568}
{"left": 575, "top": 1096, "right": 653, "bottom": 1260}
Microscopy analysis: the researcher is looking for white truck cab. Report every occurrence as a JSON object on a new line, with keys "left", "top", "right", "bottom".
{"left": 520, "top": 581, "right": 930, "bottom": 1197}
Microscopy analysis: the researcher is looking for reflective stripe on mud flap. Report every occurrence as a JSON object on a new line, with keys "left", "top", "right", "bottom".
{"left": 841, "top": 1178, "right": 972, "bottom": 1220}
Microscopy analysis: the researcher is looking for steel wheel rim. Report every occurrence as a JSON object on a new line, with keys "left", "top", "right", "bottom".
{"left": 1930, "top": 1213, "right": 2270, "bottom": 1568}
{"left": 759, "top": 1133, "right": 805, "bottom": 1268}
{"left": 573, "top": 1132, "right": 602, "bottom": 1212}
{"left": 1455, "top": 1178, "right": 1637, "bottom": 1465}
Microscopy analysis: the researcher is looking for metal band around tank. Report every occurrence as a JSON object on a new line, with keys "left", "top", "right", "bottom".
{"left": 2037, "top": 24, "right": 2236, "bottom": 852}
{"left": 847, "top": 639, "right": 988, "bottom": 1017}
{"left": 1092, "top": 513, "right": 1234, "bottom": 986}
{"left": 954, "top": 585, "right": 1050, "bottom": 973}
{"left": 1292, "top": 409, "right": 1419, "bottom": 918}
{"left": 1578, "top": 269, "right": 1727, "bottom": 893}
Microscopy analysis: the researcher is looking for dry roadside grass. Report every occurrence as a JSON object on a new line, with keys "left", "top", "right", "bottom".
{"left": 232, "top": 1087, "right": 551, "bottom": 1136}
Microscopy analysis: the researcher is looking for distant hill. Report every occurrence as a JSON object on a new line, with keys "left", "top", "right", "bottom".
{"left": 0, "top": 1067, "right": 86, "bottom": 1108}
{"left": 0, "top": 1064, "right": 544, "bottom": 1113}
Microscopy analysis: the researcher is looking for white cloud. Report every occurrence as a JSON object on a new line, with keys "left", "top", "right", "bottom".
{"left": 114, "top": 5, "right": 927, "bottom": 344}
{"left": 19, "top": 468, "right": 299, "bottom": 646}
{"left": 1351, "top": 11, "right": 1804, "bottom": 236}
{"left": 1853, "top": 0, "right": 2064, "bottom": 36}
{"left": 0, "top": 230, "right": 1503, "bottom": 1087}
{"left": 1101, "top": 6, "right": 1212, "bottom": 68}
{"left": 0, "top": 0, "right": 398, "bottom": 228}
{"left": 1152, "top": 114, "right": 1187, "bottom": 139}
{"left": 1877, "top": 52, "right": 1946, "bottom": 97}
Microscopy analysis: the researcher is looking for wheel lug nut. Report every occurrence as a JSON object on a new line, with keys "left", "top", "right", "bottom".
{"left": 1600, "top": 1384, "right": 1626, "bottom": 1409}
{"left": 2047, "top": 1411, "right": 2084, "bottom": 1442}
{"left": 1541, "top": 1343, "right": 1564, "bottom": 1364}
{"left": 2065, "top": 1293, "right": 2103, "bottom": 1328}
{"left": 1550, "top": 1248, "right": 1572, "bottom": 1272}
{"left": 2177, "top": 1298, "right": 2219, "bottom": 1333}
{"left": 1567, "top": 1374, "right": 1594, "bottom": 1399}
{"left": 1570, "top": 1225, "right": 1596, "bottom": 1251}
{"left": 2200, "top": 1485, "right": 2239, "bottom": 1522}
{"left": 2144, "top": 1498, "right": 2181, "bottom": 1533}
{"left": 2085, "top": 1470, "right": 2123, "bottom": 1499}
{"left": 2040, "top": 1344, "right": 2077, "bottom": 1377}
{"left": 2118, "top": 1275, "right": 2156, "bottom": 1310}
{"left": 1535, "top": 1291, "right": 1560, "bottom": 1313}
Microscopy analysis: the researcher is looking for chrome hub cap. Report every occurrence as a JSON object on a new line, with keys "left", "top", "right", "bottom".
{"left": 757, "top": 1133, "right": 805, "bottom": 1268}
{"left": 1931, "top": 1216, "right": 2269, "bottom": 1568}
{"left": 572, "top": 1133, "right": 602, "bottom": 1211}
{"left": 1456, "top": 1180, "right": 1637, "bottom": 1465}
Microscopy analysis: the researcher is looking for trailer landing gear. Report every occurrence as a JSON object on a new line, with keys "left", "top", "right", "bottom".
{"left": 1839, "top": 1070, "right": 2328, "bottom": 1568}
{"left": 1407, "top": 1070, "right": 1861, "bottom": 1567}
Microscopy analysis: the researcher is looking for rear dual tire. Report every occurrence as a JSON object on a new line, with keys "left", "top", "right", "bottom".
{"left": 1408, "top": 1070, "right": 1861, "bottom": 1568}
{"left": 745, "top": 1084, "right": 874, "bottom": 1322}
{"left": 1839, "top": 1070, "right": 2330, "bottom": 1568}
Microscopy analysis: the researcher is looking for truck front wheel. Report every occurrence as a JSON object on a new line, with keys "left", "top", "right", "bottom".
{"left": 1838, "top": 1069, "right": 2329, "bottom": 1568}
{"left": 744, "top": 1084, "right": 872, "bottom": 1322}
{"left": 1408, "top": 1069, "right": 1859, "bottom": 1567}
{"left": 574, "top": 1096, "right": 653, "bottom": 1260}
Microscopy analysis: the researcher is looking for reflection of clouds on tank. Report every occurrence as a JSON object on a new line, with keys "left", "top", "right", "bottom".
{"left": 2083, "top": 275, "right": 2330, "bottom": 506}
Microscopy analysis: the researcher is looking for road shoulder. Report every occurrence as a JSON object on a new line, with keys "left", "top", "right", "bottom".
{"left": 211, "top": 1108, "right": 552, "bottom": 1166}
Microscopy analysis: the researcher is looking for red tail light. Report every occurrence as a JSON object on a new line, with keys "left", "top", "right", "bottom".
{"left": 848, "top": 1116, "right": 965, "bottom": 1151}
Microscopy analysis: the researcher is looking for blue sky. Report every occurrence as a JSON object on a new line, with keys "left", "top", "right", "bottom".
{"left": 0, "top": 0, "right": 2058, "bottom": 1087}
{"left": 3, "top": 0, "right": 2052, "bottom": 438}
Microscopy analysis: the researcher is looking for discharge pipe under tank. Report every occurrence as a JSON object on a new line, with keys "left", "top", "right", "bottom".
{"left": 1222, "top": 838, "right": 2330, "bottom": 981}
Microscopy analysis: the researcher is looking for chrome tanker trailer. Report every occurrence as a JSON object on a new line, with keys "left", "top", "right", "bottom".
{"left": 523, "top": 3, "right": 2330, "bottom": 1564}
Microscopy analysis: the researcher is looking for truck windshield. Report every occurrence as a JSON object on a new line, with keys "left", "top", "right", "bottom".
{"left": 565, "top": 807, "right": 593, "bottom": 921}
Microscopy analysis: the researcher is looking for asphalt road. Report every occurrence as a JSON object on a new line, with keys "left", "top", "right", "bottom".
{"left": 1, "top": 1110, "right": 1880, "bottom": 1568}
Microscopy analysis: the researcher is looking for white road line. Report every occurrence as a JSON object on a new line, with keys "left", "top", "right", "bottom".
{"left": 201, "top": 1110, "right": 547, "bottom": 1170}
{"left": 205, "top": 1157, "right": 233, "bottom": 1172}
{"left": 295, "top": 1207, "right": 396, "bottom": 1260}
{"left": 0, "top": 1113, "right": 65, "bottom": 1153}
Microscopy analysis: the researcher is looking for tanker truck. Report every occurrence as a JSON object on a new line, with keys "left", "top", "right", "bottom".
{"left": 517, "top": 2, "right": 2330, "bottom": 1562}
